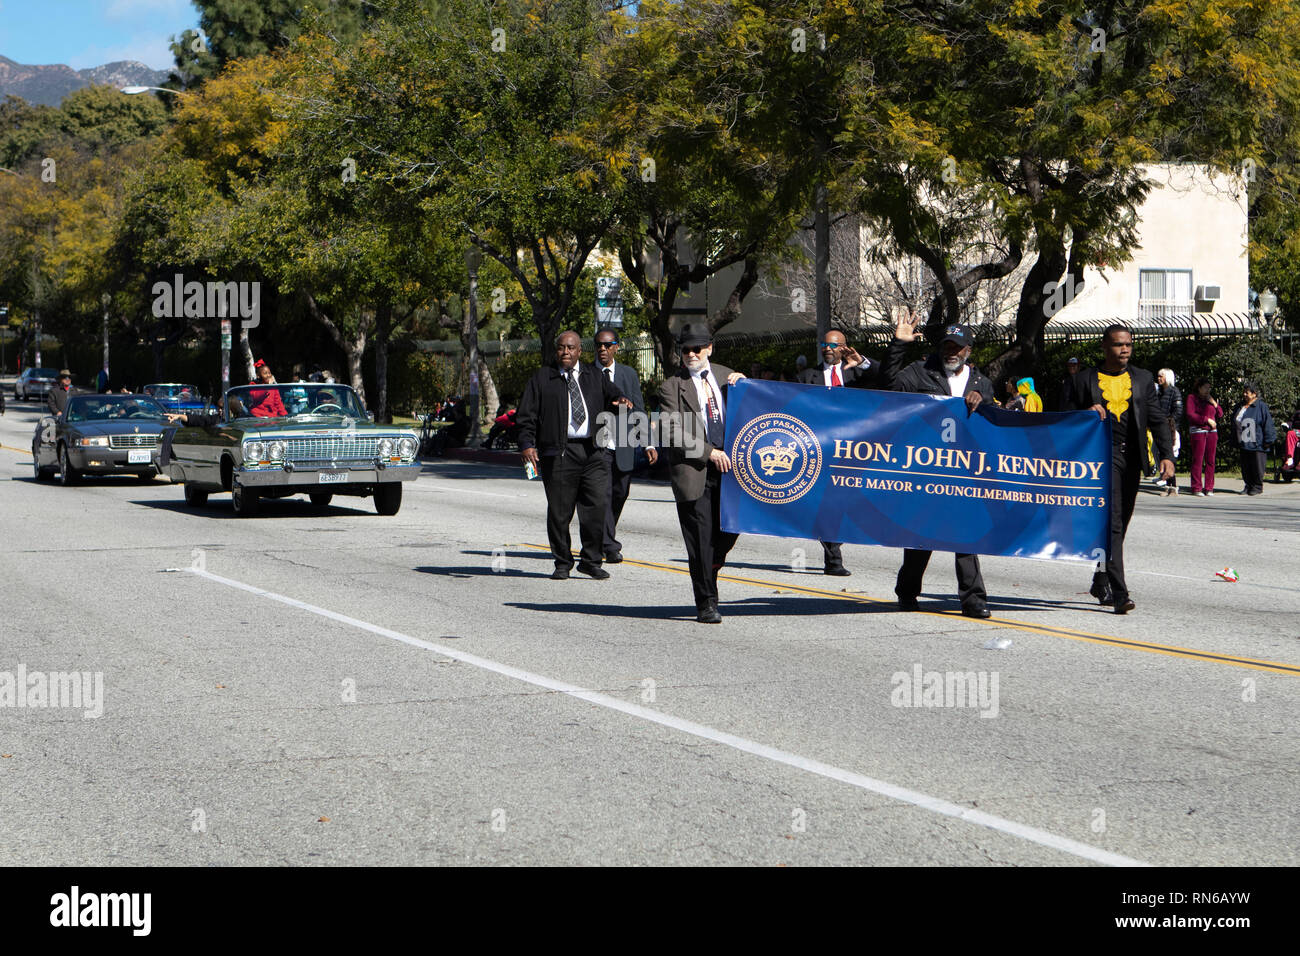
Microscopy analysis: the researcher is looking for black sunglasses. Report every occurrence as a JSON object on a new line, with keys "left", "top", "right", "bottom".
{"left": 595, "top": 340, "right": 620, "bottom": 348}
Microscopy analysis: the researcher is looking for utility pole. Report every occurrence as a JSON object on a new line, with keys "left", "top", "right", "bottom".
{"left": 101, "top": 293, "right": 111, "bottom": 391}
{"left": 465, "top": 247, "right": 482, "bottom": 447}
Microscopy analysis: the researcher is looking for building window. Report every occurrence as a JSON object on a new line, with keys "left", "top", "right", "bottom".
{"left": 1139, "top": 269, "right": 1193, "bottom": 320}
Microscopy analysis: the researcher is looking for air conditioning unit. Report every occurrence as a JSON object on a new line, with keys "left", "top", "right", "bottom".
{"left": 1195, "top": 284, "right": 1221, "bottom": 301}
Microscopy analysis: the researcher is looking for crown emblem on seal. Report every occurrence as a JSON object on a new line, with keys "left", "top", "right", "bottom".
{"left": 755, "top": 437, "right": 801, "bottom": 476}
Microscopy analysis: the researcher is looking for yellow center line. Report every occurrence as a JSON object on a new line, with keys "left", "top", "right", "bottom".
{"left": 2, "top": 442, "right": 32, "bottom": 457}
{"left": 518, "top": 543, "right": 1300, "bottom": 677}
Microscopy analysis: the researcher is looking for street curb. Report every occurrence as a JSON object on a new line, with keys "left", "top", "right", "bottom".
{"left": 439, "top": 446, "right": 523, "bottom": 466}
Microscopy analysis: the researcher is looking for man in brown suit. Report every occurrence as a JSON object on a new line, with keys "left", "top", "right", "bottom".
{"left": 646, "top": 325, "right": 745, "bottom": 623}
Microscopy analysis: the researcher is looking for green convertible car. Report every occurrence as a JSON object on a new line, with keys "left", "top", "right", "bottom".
{"left": 165, "top": 383, "right": 421, "bottom": 516}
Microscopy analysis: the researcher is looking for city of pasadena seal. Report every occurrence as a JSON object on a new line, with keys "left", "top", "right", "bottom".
{"left": 731, "top": 413, "right": 822, "bottom": 504}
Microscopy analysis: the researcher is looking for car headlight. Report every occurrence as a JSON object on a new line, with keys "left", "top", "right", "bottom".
{"left": 244, "top": 441, "right": 266, "bottom": 461}
{"left": 377, "top": 438, "right": 394, "bottom": 458}
{"left": 76, "top": 436, "right": 109, "bottom": 447}
{"left": 266, "top": 440, "right": 286, "bottom": 461}
{"left": 397, "top": 437, "right": 417, "bottom": 459}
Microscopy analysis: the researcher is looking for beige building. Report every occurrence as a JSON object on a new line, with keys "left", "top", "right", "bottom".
{"left": 664, "top": 163, "right": 1250, "bottom": 335}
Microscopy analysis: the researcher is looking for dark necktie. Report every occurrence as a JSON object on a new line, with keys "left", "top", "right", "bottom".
{"left": 705, "top": 377, "right": 724, "bottom": 448}
{"left": 568, "top": 371, "right": 585, "bottom": 430}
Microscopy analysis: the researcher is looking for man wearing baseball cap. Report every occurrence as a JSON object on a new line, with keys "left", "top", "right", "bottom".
{"left": 880, "top": 316, "right": 996, "bottom": 618}
{"left": 646, "top": 324, "right": 746, "bottom": 623}
{"left": 1057, "top": 357, "right": 1080, "bottom": 411}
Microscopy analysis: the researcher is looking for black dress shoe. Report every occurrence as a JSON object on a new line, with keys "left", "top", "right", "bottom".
{"left": 962, "top": 604, "right": 992, "bottom": 619}
{"left": 1113, "top": 598, "right": 1136, "bottom": 614}
{"left": 824, "top": 566, "right": 851, "bottom": 576}
{"left": 576, "top": 562, "right": 610, "bottom": 580}
{"left": 550, "top": 567, "right": 571, "bottom": 580}
{"left": 696, "top": 602, "right": 723, "bottom": 624}
{"left": 1089, "top": 574, "right": 1114, "bottom": 606}
{"left": 896, "top": 596, "right": 920, "bottom": 611}
{"left": 605, "top": 552, "right": 624, "bottom": 564}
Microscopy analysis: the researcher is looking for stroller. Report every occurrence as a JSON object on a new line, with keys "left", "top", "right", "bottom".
{"left": 483, "top": 407, "right": 520, "bottom": 450}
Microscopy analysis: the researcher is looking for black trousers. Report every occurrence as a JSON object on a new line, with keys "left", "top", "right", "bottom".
{"left": 1102, "top": 452, "right": 1142, "bottom": 602}
{"left": 539, "top": 441, "right": 609, "bottom": 569}
{"left": 603, "top": 456, "right": 633, "bottom": 556}
{"left": 1241, "top": 450, "right": 1267, "bottom": 493}
{"left": 895, "top": 550, "right": 987, "bottom": 608}
{"left": 821, "top": 541, "right": 844, "bottom": 571}
{"left": 675, "top": 468, "right": 739, "bottom": 609}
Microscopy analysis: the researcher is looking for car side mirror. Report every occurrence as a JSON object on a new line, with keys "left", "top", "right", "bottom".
{"left": 367, "top": 411, "right": 375, "bottom": 422}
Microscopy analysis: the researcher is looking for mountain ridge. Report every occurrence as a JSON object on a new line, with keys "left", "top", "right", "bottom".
{"left": 0, "top": 55, "right": 171, "bottom": 107}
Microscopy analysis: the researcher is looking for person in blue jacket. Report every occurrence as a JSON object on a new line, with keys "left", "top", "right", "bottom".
{"left": 1233, "top": 382, "right": 1277, "bottom": 496}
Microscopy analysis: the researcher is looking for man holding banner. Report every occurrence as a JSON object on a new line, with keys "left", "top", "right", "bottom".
{"left": 1066, "top": 325, "right": 1173, "bottom": 614}
{"left": 797, "top": 329, "right": 888, "bottom": 576}
{"left": 882, "top": 318, "right": 996, "bottom": 618}
{"left": 646, "top": 325, "right": 745, "bottom": 624}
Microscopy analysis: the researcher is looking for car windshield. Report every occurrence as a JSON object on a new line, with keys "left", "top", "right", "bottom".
{"left": 225, "top": 384, "right": 367, "bottom": 421}
{"left": 66, "top": 395, "right": 168, "bottom": 423}
{"left": 30, "top": 368, "right": 57, "bottom": 379}
{"left": 145, "top": 384, "right": 198, "bottom": 399}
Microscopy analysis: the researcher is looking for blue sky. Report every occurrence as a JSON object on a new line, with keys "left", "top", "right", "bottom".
{"left": 0, "top": 0, "right": 199, "bottom": 71}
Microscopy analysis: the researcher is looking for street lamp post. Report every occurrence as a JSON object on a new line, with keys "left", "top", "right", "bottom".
{"left": 119, "top": 86, "right": 192, "bottom": 98}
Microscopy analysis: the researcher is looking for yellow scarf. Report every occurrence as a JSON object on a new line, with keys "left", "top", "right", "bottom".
{"left": 1098, "top": 372, "right": 1131, "bottom": 420}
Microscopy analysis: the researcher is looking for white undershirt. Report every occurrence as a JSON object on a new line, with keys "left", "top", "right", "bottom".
{"left": 947, "top": 365, "right": 970, "bottom": 398}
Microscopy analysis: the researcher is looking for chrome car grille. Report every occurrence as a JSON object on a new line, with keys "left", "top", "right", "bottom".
{"left": 109, "top": 434, "right": 162, "bottom": 448}
{"left": 282, "top": 436, "right": 383, "bottom": 461}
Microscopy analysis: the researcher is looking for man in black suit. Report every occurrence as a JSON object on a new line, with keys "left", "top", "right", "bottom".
{"left": 1065, "top": 324, "right": 1173, "bottom": 614}
{"left": 592, "top": 328, "right": 645, "bottom": 564}
{"left": 880, "top": 317, "right": 996, "bottom": 618}
{"left": 797, "top": 329, "right": 890, "bottom": 576}
{"left": 646, "top": 325, "right": 745, "bottom": 623}
{"left": 518, "top": 330, "right": 629, "bottom": 580}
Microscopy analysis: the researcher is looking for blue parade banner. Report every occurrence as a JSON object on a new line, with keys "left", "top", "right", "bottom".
{"left": 720, "top": 379, "right": 1109, "bottom": 561}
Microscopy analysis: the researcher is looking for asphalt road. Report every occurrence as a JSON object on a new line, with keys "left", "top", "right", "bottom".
{"left": 1, "top": 391, "right": 1297, "bottom": 866}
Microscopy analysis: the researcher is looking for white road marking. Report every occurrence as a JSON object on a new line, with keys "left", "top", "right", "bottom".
{"left": 185, "top": 565, "right": 1147, "bottom": 866}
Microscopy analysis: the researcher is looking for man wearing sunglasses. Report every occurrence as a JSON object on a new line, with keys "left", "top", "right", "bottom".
{"left": 593, "top": 329, "right": 646, "bottom": 564}
{"left": 646, "top": 325, "right": 746, "bottom": 623}
{"left": 797, "top": 330, "right": 889, "bottom": 576}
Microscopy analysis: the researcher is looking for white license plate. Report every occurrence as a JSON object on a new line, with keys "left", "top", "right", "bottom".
{"left": 127, "top": 449, "right": 151, "bottom": 464}
{"left": 318, "top": 472, "right": 348, "bottom": 484}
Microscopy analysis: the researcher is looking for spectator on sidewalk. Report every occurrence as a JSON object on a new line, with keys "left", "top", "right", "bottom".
{"left": 1186, "top": 377, "right": 1222, "bottom": 497}
{"left": 1154, "top": 368, "right": 1183, "bottom": 495}
{"left": 1234, "top": 382, "right": 1276, "bottom": 496}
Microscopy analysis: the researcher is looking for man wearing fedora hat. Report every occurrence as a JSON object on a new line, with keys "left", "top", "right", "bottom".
{"left": 47, "top": 370, "right": 78, "bottom": 416}
{"left": 881, "top": 316, "right": 996, "bottom": 618}
{"left": 646, "top": 324, "right": 746, "bottom": 623}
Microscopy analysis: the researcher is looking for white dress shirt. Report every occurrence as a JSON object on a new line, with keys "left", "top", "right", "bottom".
{"left": 691, "top": 363, "right": 724, "bottom": 434}
{"left": 564, "top": 367, "right": 591, "bottom": 439}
